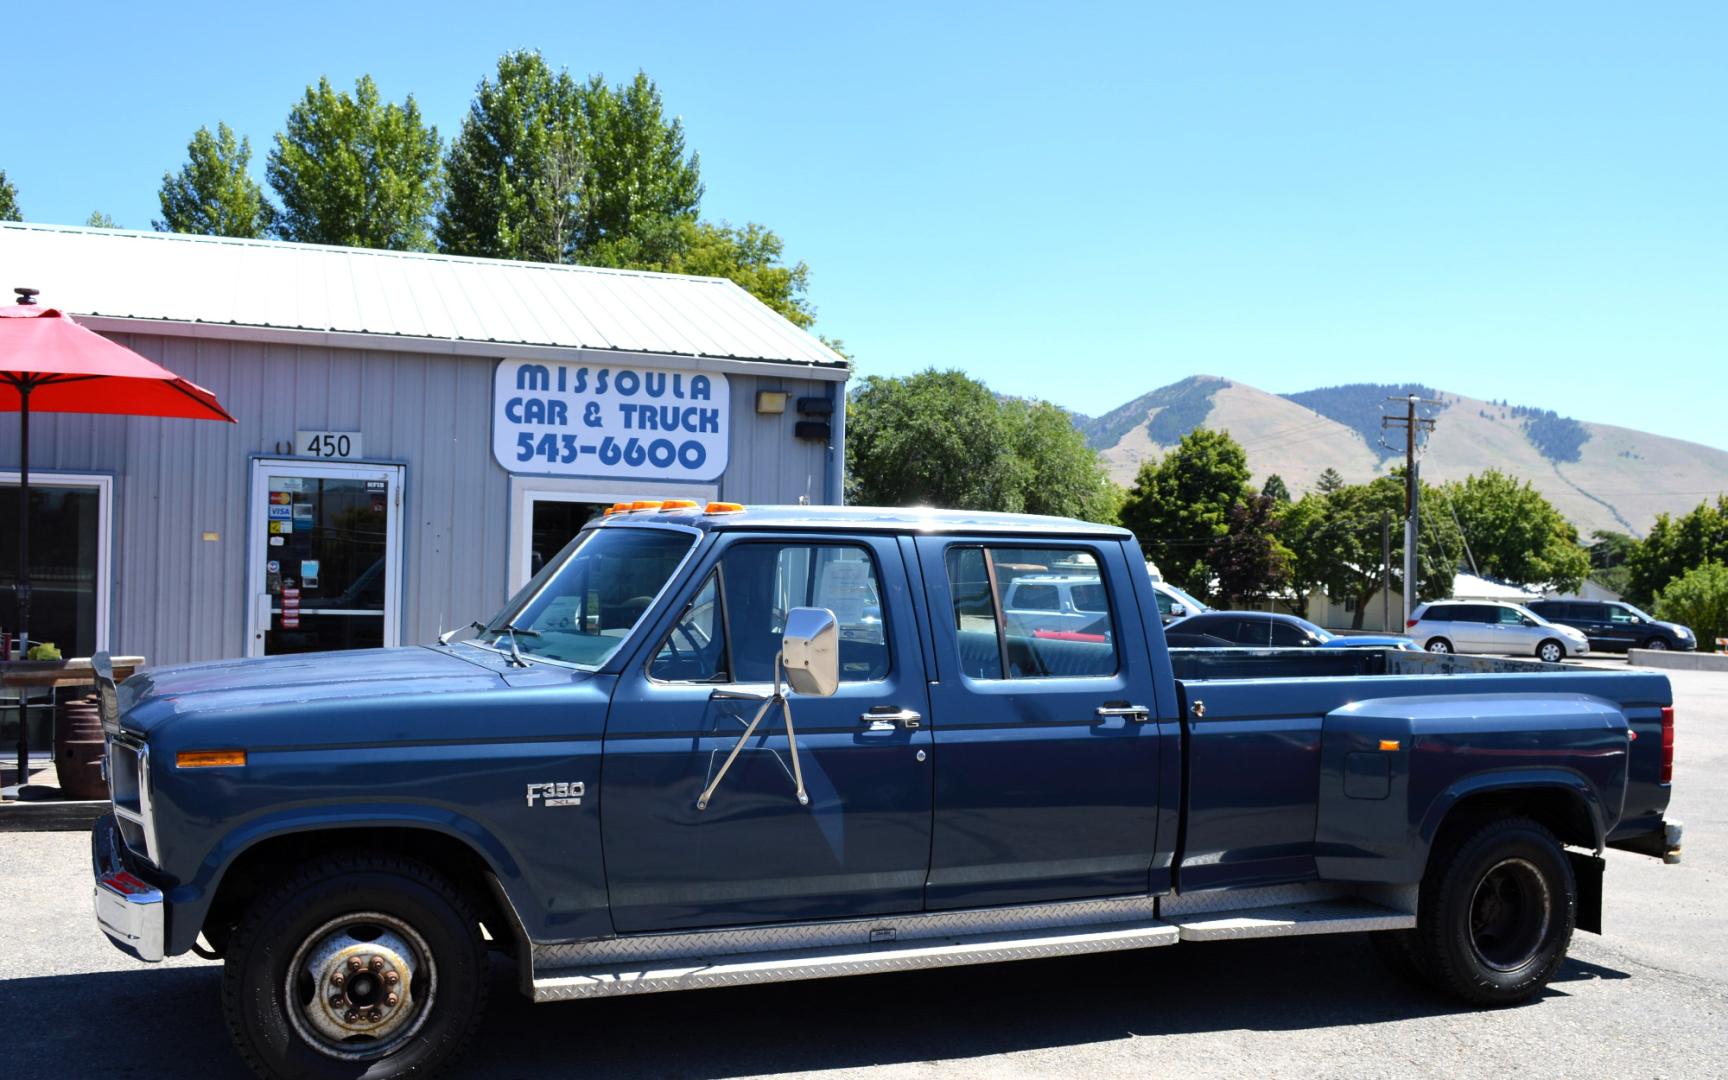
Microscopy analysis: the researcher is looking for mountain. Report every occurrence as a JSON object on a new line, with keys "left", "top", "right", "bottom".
{"left": 1077, "top": 377, "right": 1728, "bottom": 537}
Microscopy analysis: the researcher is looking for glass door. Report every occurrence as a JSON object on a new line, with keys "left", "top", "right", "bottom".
{"left": 247, "top": 460, "right": 402, "bottom": 657}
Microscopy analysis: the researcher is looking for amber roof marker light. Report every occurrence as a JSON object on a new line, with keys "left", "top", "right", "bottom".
{"left": 705, "top": 502, "right": 745, "bottom": 514}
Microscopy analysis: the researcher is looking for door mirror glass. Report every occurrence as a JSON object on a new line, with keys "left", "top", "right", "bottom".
{"left": 1170, "top": 603, "right": 1187, "bottom": 618}
{"left": 781, "top": 607, "right": 839, "bottom": 696}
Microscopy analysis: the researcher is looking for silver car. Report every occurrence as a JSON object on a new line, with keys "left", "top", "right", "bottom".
{"left": 1408, "top": 600, "right": 1591, "bottom": 663}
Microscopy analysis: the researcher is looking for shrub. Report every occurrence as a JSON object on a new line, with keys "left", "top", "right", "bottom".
{"left": 1653, "top": 562, "right": 1728, "bottom": 649}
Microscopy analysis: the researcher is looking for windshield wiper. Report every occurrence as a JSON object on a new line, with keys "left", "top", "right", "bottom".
{"left": 438, "top": 620, "right": 488, "bottom": 646}
{"left": 493, "top": 622, "right": 542, "bottom": 668}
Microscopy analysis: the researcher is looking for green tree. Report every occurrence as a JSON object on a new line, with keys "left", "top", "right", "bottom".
{"left": 1653, "top": 562, "right": 1728, "bottom": 648}
{"left": 1587, "top": 529, "right": 1636, "bottom": 597}
{"left": 0, "top": 170, "right": 19, "bottom": 221}
{"left": 1316, "top": 467, "right": 1346, "bottom": 495}
{"left": 1625, "top": 496, "right": 1728, "bottom": 607}
{"left": 846, "top": 370, "right": 1022, "bottom": 511}
{"left": 1209, "top": 493, "right": 1293, "bottom": 604}
{"left": 1002, "top": 397, "right": 1121, "bottom": 523}
{"left": 1118, "top": 428, "right": 1251, "bottom": 599}
{"left": 1280, "top": 473, "right": 1459, "bottom": 627}
{"left": 1440, "top": 469, "right": 1590, "bottom": 592}
{"left": 437, "top": 50, "right": 586, "bottom": 262}
{"left": 576, "top": 71, "right": 703, "bottom": 268}
{"left": 84, "top": 211, "right": 118, "bottom": 228}
{"left": 155, "top": 122, "right": 275, "bottom": 238}
{"left": 1261, "top": 473, "right": 1291, "bottom": 503}
{"left": 664, "top": 220, "right": 814, "bottom": 328}
{"left": 268, "top": 75, "right": 442, "bottom": 250}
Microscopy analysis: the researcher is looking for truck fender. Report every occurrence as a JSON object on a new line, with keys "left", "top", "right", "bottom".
{"left": 1417, "top": 769, "right": 1608, "bottom": 861}
{"left": 170, "top": 802, "right": 529, "bottom": 956}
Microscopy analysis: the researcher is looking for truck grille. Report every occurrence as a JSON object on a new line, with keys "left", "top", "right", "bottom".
{"left": 107, "top": 738, "right": 157, "bottom": 864}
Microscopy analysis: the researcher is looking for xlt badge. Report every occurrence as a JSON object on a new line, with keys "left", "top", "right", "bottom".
{"left": 526, "top": 781, "right": 585, "bottom": 807}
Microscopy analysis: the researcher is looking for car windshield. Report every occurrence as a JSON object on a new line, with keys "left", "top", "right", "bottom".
{"left": 480, "top": 525, "right": 696, "bottom": 669}
{"left": 1162, "top": 583, "right": 1209, "bottom": 613}
{"left": 1298, "top": 618, "right": 1335, "bottom": 641}
{"left": 1619, "top": 604, "right": 1656, "bottom": 622}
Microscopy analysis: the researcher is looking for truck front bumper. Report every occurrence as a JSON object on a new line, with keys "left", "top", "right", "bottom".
{"left": 91, "top": 812, "right": 165, "bottom": 962}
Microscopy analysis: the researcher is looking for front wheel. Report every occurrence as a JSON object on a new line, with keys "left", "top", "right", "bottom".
{"left": 1536, "top": 640, "right": 1565, "bottom": 664}
{"left": 223, "top": 853, "right": 487, "bottom": 1079}
{"left": 1410, "top": 817, "right": 1575, "bottom": 1006}
{"left": 1643, "top": 638, "right": 1669, "bottom": 652}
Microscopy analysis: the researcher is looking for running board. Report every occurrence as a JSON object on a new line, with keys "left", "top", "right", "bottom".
{"left": 532, "top": 921, "right": 1179, "bottom": 1002}
{"left": 528, "top": 897, "right": 1414, "bottom": 1002}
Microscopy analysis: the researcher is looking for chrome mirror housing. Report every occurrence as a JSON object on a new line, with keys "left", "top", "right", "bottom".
{"left": 781, "top": 607, "right": 840, "bottom": 697}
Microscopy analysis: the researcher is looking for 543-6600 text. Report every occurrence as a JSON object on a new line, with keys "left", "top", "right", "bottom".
{"left": 515, "top": 432, "right": 709, "bottom": 471}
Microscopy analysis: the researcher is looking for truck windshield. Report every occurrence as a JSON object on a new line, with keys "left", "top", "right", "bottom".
{"left": 481, "top": 526, "right": 696, "bottom": 669}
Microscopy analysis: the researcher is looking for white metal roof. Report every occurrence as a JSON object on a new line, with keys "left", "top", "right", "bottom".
{"left": 0, "top": 222, "right": 848, "bottom": 377}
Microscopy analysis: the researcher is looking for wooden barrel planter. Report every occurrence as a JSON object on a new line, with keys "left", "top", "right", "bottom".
{"left": 54, "top": 695, "right": 109, "bottom": 801}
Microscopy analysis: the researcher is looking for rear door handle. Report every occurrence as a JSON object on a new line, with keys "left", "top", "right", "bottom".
{"left": 1096, "top": 703, "right": 1151, "bottom": 722}
{"left": 862, "top": 706, "right": 921, "bottom": 729}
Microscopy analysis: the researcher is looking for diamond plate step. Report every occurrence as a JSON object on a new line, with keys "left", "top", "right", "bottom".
{"left": 1171, "top": 898, "right": 1414, "bottom": 942}
{"left": 532, "top": 920, "right": 1179, "bottom": 1002}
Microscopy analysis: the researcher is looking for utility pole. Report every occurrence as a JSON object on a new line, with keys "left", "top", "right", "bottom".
{"left": 1381, "top": 510, "right": 1391, "bottom": 630}
{"left": 1382, "top": 394, "right": 1440, "bottom": 626}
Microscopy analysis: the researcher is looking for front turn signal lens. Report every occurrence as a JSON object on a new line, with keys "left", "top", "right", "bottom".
{"left": 176, "top": 749, "right": 247, "bottom": 769}
{"left": 1378, "top": 739, "right": 1401, "bottom": 752}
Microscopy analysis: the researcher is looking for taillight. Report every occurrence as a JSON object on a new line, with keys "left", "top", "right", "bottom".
{"left": 1660, "top": 706, "right": 1675, "bottom": 784}
{"left": 1406, "top": 619, "right": 1418, "bottom": 629}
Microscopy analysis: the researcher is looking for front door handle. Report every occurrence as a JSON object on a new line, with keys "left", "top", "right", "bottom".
{"left": 1096, "top": 703, "right": 1151, "bottom": 722}
{"left": 862, "top": 706, "right": 921, "bottom": 729}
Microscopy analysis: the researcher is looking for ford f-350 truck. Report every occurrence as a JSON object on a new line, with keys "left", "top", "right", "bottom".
{"left": 90, "top": 504, "right": 1682, "bottom": 1079}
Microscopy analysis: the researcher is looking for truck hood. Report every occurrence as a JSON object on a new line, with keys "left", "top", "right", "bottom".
{"left": 116, "top": 645, "right": 554, "bottom": 738}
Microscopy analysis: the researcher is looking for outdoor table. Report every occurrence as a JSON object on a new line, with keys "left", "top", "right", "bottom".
{"left": 2, "top": 656, "right": 144, "bottom": 799}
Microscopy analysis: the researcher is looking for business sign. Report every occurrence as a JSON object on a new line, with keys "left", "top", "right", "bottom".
{"left": 492, "top": 360, "right": 729, "bottom": 481}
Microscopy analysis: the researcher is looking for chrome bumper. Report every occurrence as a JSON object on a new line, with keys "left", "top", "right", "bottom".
{"left": 91, "top": 813, "right": 165, "bottom": 962}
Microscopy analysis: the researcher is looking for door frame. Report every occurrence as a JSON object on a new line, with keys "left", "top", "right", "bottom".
{"left": 245, "top": 458, "right": 404, "bottom": 657}
{"left": 506, "top": 475, "right": 717, "bottom": 594}
{"left": 0, "top": 469, "right": 114, "bottom": 653}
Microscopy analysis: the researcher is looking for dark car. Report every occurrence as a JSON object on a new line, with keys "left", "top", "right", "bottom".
{"left": 1165, "top": 611, "right": 1416, "bottom": 650}
{"left": 1526, "top": 599, "right": 1697, "bottom": 653}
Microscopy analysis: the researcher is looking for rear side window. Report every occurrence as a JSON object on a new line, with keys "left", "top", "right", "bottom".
{"left": 1422, "top": 606, "right": 1454, "bottom": 622}
{"left": 944, "top": 546, "right": 1118, "bottom": 679}
{"left": 1011, "top": 584, "right": 1060, "bottom": 611}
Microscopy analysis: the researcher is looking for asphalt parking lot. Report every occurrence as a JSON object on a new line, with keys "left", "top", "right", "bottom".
{"left": 1, "top": 661, "right": 1723, "bottom": 1079}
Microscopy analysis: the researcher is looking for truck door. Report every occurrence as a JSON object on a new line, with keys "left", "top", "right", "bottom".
{"left": 915, "top": 536, "right": 1167, "bottom": 909}
{"left": 600, "top": 533, "right": 934, "bottom": 933}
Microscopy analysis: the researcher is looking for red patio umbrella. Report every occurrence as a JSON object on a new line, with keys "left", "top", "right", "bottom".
{"left": 2, "top": 287, "right": 236, "bottom": 657}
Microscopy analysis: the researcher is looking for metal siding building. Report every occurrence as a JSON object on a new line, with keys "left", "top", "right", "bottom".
{"left": 0, "top": 223, "right": 848, "bottom": 667}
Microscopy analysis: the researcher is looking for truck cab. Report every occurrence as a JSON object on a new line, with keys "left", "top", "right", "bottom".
{"left": 91, "top": 503, "right": 1682, "bottom": 1080}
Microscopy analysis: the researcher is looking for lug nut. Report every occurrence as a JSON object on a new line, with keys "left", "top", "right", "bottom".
{"left": 345, "top": 1009, "right": 359, "bottom": 1023}
{"left": 348, "top": 956, "right": 363, "bottom": 971}
{"left": 329, "top": 992, "right": 344, "bottom": 1007}
{"left": 330, "top": 972, "right": 345, "bottom": 987}
{"left": 385, "top": 992, "right": 398, "bottom": 1007}
{"left": 383, "top": 970, "right": 399, "bottom": 985}
{"left": 369, "top": 1010, "right": 382, "bottom": 1022}
{"left": 370, "top": 956, "right": 384, "bottom": 971}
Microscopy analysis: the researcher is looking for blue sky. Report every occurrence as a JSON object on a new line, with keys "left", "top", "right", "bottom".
{"left": 3, "top": 2, "right": 1722, "bottom": 447}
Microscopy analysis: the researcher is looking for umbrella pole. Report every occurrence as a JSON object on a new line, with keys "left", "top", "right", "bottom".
{"left": 16, "top": 382, "right": 27, "bottom": 657}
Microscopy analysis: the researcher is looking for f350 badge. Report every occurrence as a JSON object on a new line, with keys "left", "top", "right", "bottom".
{"left": 526, "top": 781, "right": 585, "bottom": 808}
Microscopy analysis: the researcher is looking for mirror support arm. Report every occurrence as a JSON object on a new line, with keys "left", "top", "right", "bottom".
{"left": 696, "top": 653, "right": 809, "bottom": 811}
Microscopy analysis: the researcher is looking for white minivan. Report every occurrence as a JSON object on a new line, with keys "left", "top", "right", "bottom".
{"left": 1407, "top": 601, "right": 1590, "bottom": 663}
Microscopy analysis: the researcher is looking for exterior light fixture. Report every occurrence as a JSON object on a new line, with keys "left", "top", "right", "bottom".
{"left": 756, "top": 390, "right": 789, "bottom": 414}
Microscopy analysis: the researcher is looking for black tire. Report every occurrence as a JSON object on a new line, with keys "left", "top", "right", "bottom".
{"left": 1425, "top": 638, "right": 1453, "bottom": 654}
{"left": 1536, "top": 639, "right": 1565, "bottom": 664}
{"left": 1643, "top": 638, "right": 1669, "bottom": 652}
{"left": 223, "top": 852, "right": 487, "bottom": 1079}
{"left": 1411, "top": 816, "right": 1575, "bottom": 1006}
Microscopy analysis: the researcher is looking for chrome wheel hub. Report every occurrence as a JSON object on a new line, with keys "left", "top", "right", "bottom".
{"left": 286, "top": 913, "right": 435, "bottom": 1060}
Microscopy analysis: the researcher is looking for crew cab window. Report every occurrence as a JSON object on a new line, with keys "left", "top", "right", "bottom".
{"left": 651, "top": 543, "right": 890, "bottom": 684}
{"left": 944, "top": 546, "right": 1117, "bottom": 679}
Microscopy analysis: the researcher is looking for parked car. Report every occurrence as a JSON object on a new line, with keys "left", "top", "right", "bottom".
{"left": 93, "top": 504, "right": 1678, "bottom": 1079}
{"left": 1166, "top": 611, "right": 1417, "bottom": 650}
{"left": 1526, "top": 599, "right": 1697, "bottom": 653}
{"left": 1408, "top": 600, "right": 1590, "bottom": 662}
{"left": 1150, "top": 579, "right": 1210, "bottom": 624}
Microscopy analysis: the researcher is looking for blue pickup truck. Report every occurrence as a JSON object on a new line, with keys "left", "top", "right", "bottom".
{"left": 91, "top": 504, "right": 1683, "bottom": 1079}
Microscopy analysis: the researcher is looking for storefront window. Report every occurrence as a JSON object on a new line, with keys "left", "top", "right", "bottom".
{"left": 0, "top": 479, "right": 106, "bottom": 658}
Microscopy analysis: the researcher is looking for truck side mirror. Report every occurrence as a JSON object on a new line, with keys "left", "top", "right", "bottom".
{"left": 781, "top": 607, "right": 840, "bottom": 697}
